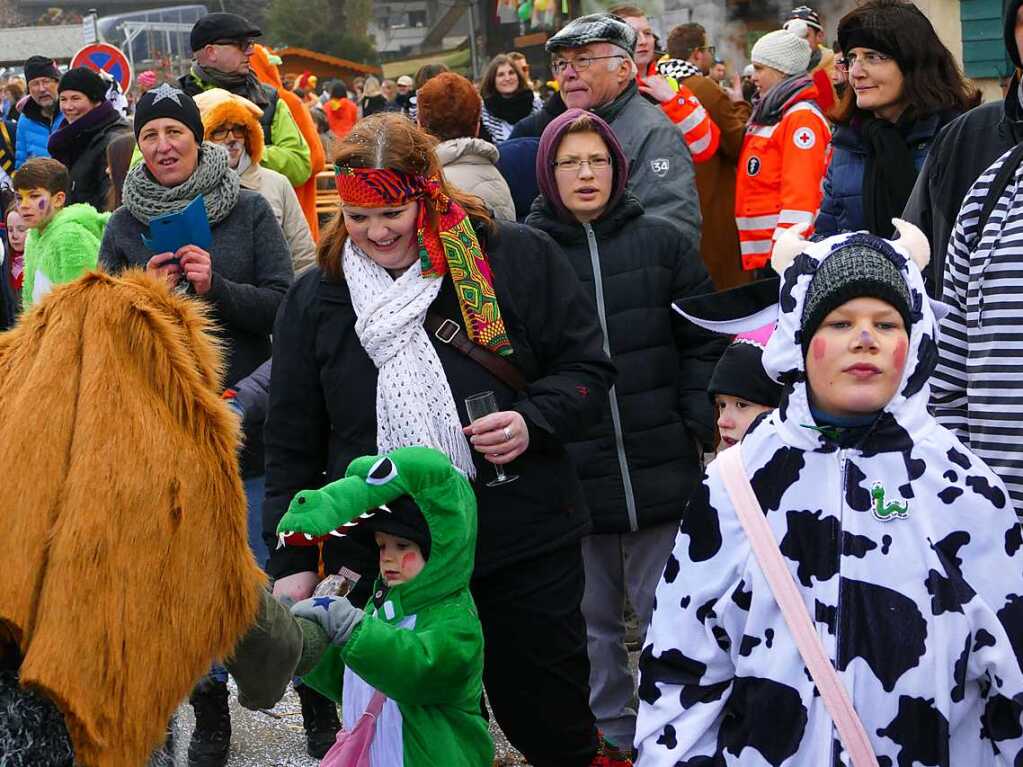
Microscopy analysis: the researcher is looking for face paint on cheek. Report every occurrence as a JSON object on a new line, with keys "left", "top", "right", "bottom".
{"left": 38, "top": 198, "right": 47, "bottom": 212}
{"left": 400, "top": 552, "right": 417, "bottom": 571}
{"left": 811, "top": 337, "right": 827, "bottom": 362}
{"left": 893, "top": 337, "right": 908, "bottom": 371}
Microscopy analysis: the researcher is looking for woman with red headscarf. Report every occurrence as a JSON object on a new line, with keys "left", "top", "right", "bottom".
{"left": 263, "top": 113, "right": 624, "bottom": 767}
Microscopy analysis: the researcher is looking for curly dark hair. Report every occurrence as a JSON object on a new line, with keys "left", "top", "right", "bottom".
{"left": 834, "top": 0, "right": 980, "bottom": 123}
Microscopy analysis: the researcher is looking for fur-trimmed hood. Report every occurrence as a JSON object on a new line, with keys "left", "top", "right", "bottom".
{"left": 194, "top": 87, "right": 265, "bottom": 167}
{"left": 0, "top": 270, "right": 265, "bottom": 766}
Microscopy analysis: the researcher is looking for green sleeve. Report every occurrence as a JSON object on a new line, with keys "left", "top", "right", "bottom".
{"left": 49, "top": 225, "right": 101, "bottom": 284}
{"left": 339, "top": 605, "right": 482, "bottom": 706}
{"left": 264, "top": 99, "right": 312, "bottom": 187}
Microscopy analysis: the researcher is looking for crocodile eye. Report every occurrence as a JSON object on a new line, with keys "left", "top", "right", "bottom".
{"left": 298, "top": 496, "right": 306, "bottom": 505}
{"left": 366, "top": 457, "right": 398, "bottom": 486}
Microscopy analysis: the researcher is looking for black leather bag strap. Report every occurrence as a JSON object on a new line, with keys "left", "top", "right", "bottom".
{"left": 425, "top": 312, "right": 528, "bottom": 392}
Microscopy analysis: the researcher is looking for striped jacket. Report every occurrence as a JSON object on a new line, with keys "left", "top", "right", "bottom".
{"left": 734, "top": 82, "right": 830, "bottom": 271}
{"left": 644, "top": 60, "right": 720, "bottom": 164}
{"left": 932, "top": 147, "right": 1023, "bottom": 517}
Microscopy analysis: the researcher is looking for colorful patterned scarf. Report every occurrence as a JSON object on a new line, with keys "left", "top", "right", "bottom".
{"left": 336, "top": 165, "right": 513, "bottom": 357}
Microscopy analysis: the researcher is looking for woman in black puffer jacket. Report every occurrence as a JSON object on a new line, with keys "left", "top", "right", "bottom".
{"left": 526, "top": 107, "right": 725, "bottom": 751}
{"left": 47, "top": 68, "right": 129, "bottom": 211}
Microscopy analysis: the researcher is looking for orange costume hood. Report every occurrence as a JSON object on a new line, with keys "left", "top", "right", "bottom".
{"left": 250, "top": 44, "right": 325, "bottom": 241}
{"left": 0, "top": 271, "right": 266, "bottom": 766}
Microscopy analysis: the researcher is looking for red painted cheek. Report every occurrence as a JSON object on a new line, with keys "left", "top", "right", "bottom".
{"left": 811, "top": 337, "right": 827, "bottom": 362}
{"left": 893, "top": 338, "right": 908, "bottom": 371}
{"left": 400, "top": 552, "right": 417, "bottom": 570}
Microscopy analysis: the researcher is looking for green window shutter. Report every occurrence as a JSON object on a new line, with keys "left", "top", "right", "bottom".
{"left": 961, "top": 0, "right": 1012, "bottom": 78}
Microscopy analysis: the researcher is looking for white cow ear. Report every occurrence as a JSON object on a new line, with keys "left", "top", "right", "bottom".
{"left": 891, "top": 218, "right": 930, "bottom": 271}
{"left": 771, "top": 223, "right": 810, "bottom": 276}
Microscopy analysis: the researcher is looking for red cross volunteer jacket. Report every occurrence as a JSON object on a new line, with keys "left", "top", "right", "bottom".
{"left": 735, "top": 80, "right": 831, "bottom": 271}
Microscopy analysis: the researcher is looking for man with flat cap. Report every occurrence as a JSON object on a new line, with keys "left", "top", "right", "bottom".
{"left": 180, "top": 12, "right": 311, "bottom": 188}
{"left": 511, "top": 13, "right": 701, "bottom": 245}
{"left": 15, "top": 56, "right": 65, "bottom": 168}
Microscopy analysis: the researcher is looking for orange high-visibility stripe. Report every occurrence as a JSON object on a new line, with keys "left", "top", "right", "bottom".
{"left": 660, "top": 83, "right": 721, "bottom": 164}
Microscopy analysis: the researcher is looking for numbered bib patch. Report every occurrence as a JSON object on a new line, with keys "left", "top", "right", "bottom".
{"left": 793, "top": 127, "right": 817, "bottom": 150}
{"left": 650, "top": 158, "right": 670, "bottom": 177}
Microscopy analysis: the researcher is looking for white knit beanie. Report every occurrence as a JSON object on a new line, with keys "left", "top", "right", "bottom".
{"left": 751, "top": 28, "right": 812, "bottom": 75}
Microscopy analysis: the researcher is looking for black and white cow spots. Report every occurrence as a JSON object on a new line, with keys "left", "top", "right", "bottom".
{"left": 966, "top": 474, "right": 1007, "bottom": 509}
{"left": 638, "top": 644, "right": 706, "bottom": 705}
{"left": 858, "top": 412, "right": 913, "bottom": 457}
{"left": 882, "top": 535, "right": 893, "bottom": 555}
{"left": 926, "top": 531, "right": 976, "bottom": 616}
{"left": 815, "top": 600, "right": 837, "bottom": 635}
{"left": 938, "top": 486, "right": 964, "bottom": 504}
{"left": 876, "top": 696, "right": 949, "bottom": 767}
{"left": 898, "top": 449, "right": 927, "bottom": 499}
{"left": 845, "top": 462, "right": 873, "bottom": 512}
{"left": 663, "top": 553, "right": 680, "bottom": 584}
{"left": 739, "top": 635, "right": 761, "bottom": 657}
{"left": 696, "top": 599, "right": 717, "bottom": 625}
{"left": 901, "top": 333, "right": 938, "bottom": 399}
{"left": 656, "top": 724, "right": 678, "bottom": 750}
{"left": 680, "top": 481, "right": 722, "bottom": 563}
{"left": 951, "top": 633, "right": 970, "bottom": 703}
{"left": 838, "top": 578, "right": 927, "bottom": 692}
{"left": 731, "top": 579, "right": 751, "bottom": 611}
{"left": 996, "top": 594, "right": 1023, "bottom": 662}
{"left": 750, "top": 447, "right": 805, "bottom": 513}
{"left": 779, "top": 252, "right": 817, "bottom": 314}
{"left": 948, "top": 447, "right": 971, "bottom": 471}
{"left": 973, "top": 629, "right": 996, "bottom": 652}
{"left": 1006, "top": 524, "right": 1023, "bottom": 557}
{"left": 981, "top": 692, "right": 1023, "bottom": 743}
{"left": 779, "top": 509, "right": 877, "bottom": 587}
{"left": 719, "top": 676, "right": 808, "bottom": 767}
{"left": 680, "top": 679, "right": 730, "bottom": 710}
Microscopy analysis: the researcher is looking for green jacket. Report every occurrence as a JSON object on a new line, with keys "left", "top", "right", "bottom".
{"left": 278, "top": 447, "right": 493, "bottom": 767}
{"left": 22, "top": 204, "right": 109, "bottom": 308}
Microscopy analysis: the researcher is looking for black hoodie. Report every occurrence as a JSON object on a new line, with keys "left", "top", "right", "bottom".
{"left": 902, "top": 0, "right": 1023, "bottom": 296}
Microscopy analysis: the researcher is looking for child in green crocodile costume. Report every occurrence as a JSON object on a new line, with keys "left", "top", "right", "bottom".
{"left": 280, "top": 445, "right": 493, "bottom": 767}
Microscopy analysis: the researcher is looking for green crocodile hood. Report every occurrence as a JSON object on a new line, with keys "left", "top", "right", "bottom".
{"left": 277, "top": 446, "right": 477, "bottom": 616}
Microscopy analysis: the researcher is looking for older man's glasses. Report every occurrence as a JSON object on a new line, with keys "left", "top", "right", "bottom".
{"left": 210, "top": 124, "right": 247, "bottom": 141}
{"left": 551, "top": 55, "right": 626, "bottom": 75}
{"left": 211, "top": 38, "right": 255, "bottom": 52}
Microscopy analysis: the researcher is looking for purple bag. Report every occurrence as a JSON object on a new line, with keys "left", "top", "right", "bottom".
{"left": 319, "top": 690, "right": 387, "bottom": 767}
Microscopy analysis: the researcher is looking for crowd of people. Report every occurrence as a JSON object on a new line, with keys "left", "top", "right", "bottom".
{"left": 3, "top": 0, "right": 1023, "bottom": 765}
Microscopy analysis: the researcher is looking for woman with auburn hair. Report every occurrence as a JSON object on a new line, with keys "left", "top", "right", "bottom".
{"left": 816, "top": 0, "right": 980, "bottom": 238}
{"left": 264, "top": 112, "right": 622, "bottom": 767}
{"left": 479, "top": 53, "right": 542, "bottom": 143}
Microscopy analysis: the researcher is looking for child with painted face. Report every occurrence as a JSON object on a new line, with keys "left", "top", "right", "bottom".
{"left": 12, "top": 157, "right": 109, "bottom": 308}
{"left": 4, "top": 205, "right": 25, "bottom": 298}
{"left": 637, "top": 224, "right": 1023, "bottom": 766}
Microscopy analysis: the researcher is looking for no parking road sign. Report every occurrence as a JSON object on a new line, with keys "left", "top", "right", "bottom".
{"left": 71, "top": 43, "right": 133, "bottom": 94}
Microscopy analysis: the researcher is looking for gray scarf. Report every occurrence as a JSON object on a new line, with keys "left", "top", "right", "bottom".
{"left": 750, "top": 74, "right": 813, "bottom": 127}
{"left": 122, "top": 142, "right": 240, "bottom": 226}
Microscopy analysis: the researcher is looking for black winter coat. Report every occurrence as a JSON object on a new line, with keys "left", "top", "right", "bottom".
{"left": 903, "top": 78, "right": 1023, "bottom": 296}
{"left": 47, "top": 101, "right": 129, "bottom": 211}
{"left": 526, "top": 194, "right": 725, "bottom": 534}
{"left": 262, "top": 219, "right": 616, "bottom": 580}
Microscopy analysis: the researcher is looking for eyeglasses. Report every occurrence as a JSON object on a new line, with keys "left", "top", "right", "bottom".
{"left": 551, "top": 55, "right": 626, "bottom": 75}
{"left": 835, "top": 51, "right": 893, "bottom": 72}
{"left": 552, "top": 156, "right": 612, "bottom": 173}
{"left": 211, "top": 38, "right": 255, "bottom": 51}
{"left": 209, "top": 124, "right": 247, "bottom": 141}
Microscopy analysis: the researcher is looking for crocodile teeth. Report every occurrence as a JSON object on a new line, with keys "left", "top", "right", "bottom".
{"left": 276, "top": 534, "right": 286, "bottom": 550}
{"left": 328, "top": 530, "right": 345, "bottom": 538}
{"left": 359, "top": 512, "right": 374, "bottom": 519}
{"left": 303, "top": 533, "right": 313, "bottom": 541}
{"left": 378, "top": 503, "right": 392, "bottom": 514}
{"left": 343, "top": 522, "right": 357, "bottom": 528}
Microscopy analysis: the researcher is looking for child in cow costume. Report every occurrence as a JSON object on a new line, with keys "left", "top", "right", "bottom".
{"left": 636, "top": 222, "right": 1023, "bottom": 765}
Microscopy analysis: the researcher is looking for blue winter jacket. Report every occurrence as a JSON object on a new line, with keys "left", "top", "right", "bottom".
{"left": 14, "top": 99, "right": 64, "bottom": 169}
{"left": 816, "top": 112, "right": 953, "bottom": 236}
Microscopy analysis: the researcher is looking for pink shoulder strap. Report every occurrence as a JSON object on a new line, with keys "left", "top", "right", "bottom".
{"left": 365, "top": 690, "right": 386, "bottom": 717}
{"left": 716, "top": 445, "right": 879, "bottom": 767}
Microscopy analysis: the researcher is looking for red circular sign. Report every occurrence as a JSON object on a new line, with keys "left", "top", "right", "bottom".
{"left": 71, "top": 43, "right": 133, "bottom": 93}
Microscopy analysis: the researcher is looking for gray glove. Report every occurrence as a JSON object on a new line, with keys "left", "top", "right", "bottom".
{"left": 290, "top": 595, "right": 365, "bottom": 646}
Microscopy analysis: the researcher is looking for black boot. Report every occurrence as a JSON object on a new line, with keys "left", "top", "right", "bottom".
{"left": 187, "top": 676, "right": 231, "bottom": 767}
{"left": 296, "top": 682, "right": 341, "bottom": 758}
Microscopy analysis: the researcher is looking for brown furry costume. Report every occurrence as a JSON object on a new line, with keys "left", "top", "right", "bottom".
{"left": 0, "top": 270, "right": 266, "bottom": 767}
{"left": 198, "top": 88, "right": 266, "bottom": 166}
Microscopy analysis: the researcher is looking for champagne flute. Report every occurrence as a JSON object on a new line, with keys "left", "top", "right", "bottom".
{"left": 465, "top": 391, "right": 519, "bottom": 487}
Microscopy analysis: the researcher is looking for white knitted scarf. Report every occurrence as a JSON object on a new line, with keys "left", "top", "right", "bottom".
{"left": 343, "top": 239, "right": 476, "bottom": 477}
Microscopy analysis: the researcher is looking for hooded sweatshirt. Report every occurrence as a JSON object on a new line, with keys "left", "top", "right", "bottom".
{"left": 282, "top": 447, "right": 492, "bottom": 767}
{"left": 22, "top": 203, "right": 109, "bottom": 308}
{"left": 636, "top": 231, "right": 1023, "bottom": 765}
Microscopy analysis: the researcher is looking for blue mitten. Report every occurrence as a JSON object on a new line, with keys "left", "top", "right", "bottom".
{"left": 290, "top": 595, "right": 365, "bottom": 646}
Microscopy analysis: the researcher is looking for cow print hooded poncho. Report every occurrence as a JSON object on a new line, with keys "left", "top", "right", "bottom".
{"left": 635, "top": 227, "right": 1023, "bottom": 766}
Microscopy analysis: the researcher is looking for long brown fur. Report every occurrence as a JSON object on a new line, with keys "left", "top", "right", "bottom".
{"left": 0, "top": 270, "right": 266, "bottom": 766}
